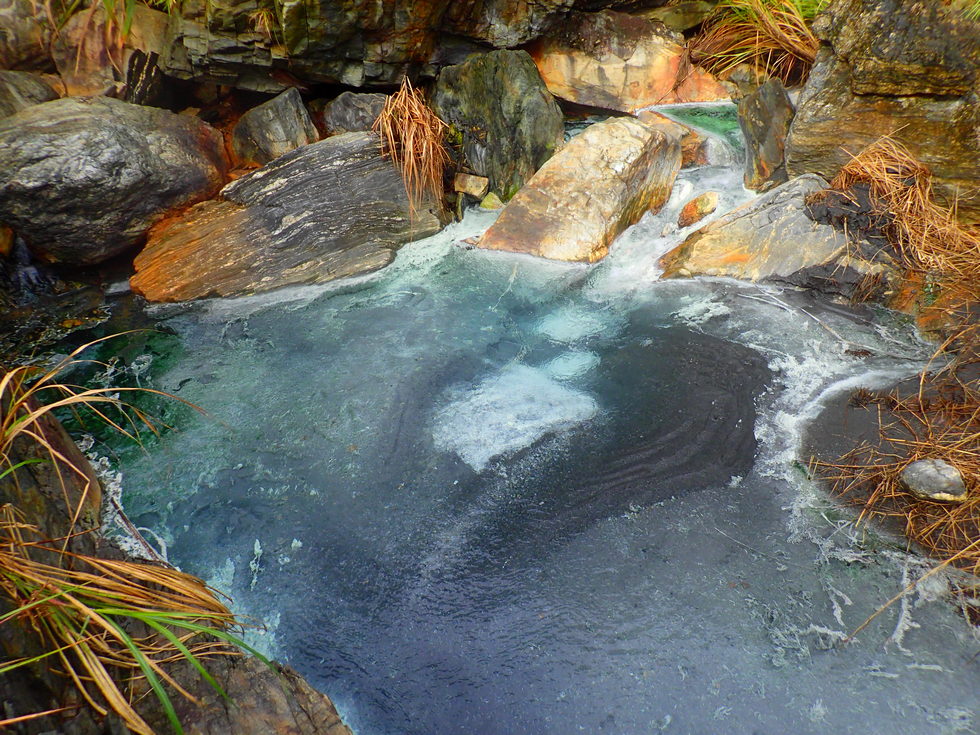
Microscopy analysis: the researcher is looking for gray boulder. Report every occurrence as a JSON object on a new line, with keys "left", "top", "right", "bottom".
{"left": 738, "top": 79, "right": 794, "bottom": 191}
{"left": 131, "top": 132, "right": 442, "bottom": 301}
{"left": 0, "top": 97, "right": 228, "bottom": 265}
{"left": 231, "top": 87, "right": 318, "bottom": 166}
{"left": 900, "top": 459, "right": 969, "bottom": 503}
{"left": 433, "top": 49, "right": 564, "bottom": 201}
{"left": 0, "top": 71, "right": 58, "bottom": 120}
{"left": 317, "top": 91, "right": 386, "bottom": 135}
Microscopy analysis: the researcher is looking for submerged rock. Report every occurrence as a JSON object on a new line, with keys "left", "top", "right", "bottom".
{"left": 0, "top": 71, "right": 58, "bottom": 119}
{"left": 433, "top": 49, "right": 564, "bottom": 201}
{"left": 660, "top": 175, "right": 847, "bottom": 280}
{"left": 131, "top": 132, "right": 441, "bottom": 301}
{"left": 529, "top": 10, "right": 729, "bottom": 113}
{"left": 900, "top": 459, "right": 969, "bottom": 503}
{"left": 739, "top": 79, "right": 794, "bottom": 191}
{"left": 785, "top": 0, "right": 980, "bottom": 223}
{"left": 231, "top": 87, "right": 318, "bottom": 166}
{"left": 0, "top": 96, "right": 227, "bottom": 265}
{"left": 316, "top": 91, "right": 386, "bottom": 135}
{"left": 478, "top": 117, "right": 681, "bottom": 262}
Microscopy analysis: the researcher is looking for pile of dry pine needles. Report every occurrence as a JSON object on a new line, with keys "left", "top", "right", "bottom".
{"left": 372, "top": 76, "right": 449, "bottom": 219}
{"left": 813, "top": 137, "right": 980, "bottom": 612}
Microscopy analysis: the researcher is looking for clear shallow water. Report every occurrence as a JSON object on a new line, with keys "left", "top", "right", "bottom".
{"left": 101, "top": 110, "right": 980, "bottom": 734}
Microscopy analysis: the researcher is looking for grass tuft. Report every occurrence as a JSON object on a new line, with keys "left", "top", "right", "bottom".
{"left": 372, "top": 76, "right": 449, "bottom": 220}
{"left": 690, "top": 0, "right": 828, "bottom": 85}
{"left": 0, "top": 335, "right": 262, "bottom": 734}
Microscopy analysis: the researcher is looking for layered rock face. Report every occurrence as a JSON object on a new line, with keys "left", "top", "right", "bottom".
{"left": 433, "top": 50, "right": 564, "bottom": 201}
{"left": 478, "top": 117, "right": 681, "bottom": 262}
{"left": 529, "top": 10, "right": 729, "bottom": 112}
{"left": 131, "top": 132, "right": 441, "bottom": 301}
{"left": 159, "top": 0, "right": 676, "bottom": 91}
{"left": 0, "top": 97, "right": 228, "bottom": 265}
{"left": 785, "top": 0, "right": 980, "bottom": 223}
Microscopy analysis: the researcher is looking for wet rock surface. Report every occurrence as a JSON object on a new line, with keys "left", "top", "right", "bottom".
{"left": 636, "top": 110, "right": 709, "bottom": 168}
{"left": 0, "top": 71, "right": 58, "bottom": 119}
{"left": 231, "top": 87, "right": 318, "bottom": 166}
{"left": 479, "top": 116, "right": 681, "bottom": 262}
{"left": 785, "top": 0, "right": 980, "bottom": 223}
{"left": 529, "top": 10, "right": 729, "bottom": 113}
{"left": 0, "top": 96, "right": 228, "bottom": 265}
{"left": 433, "top": 50, "right": 564, "bottom": 201}
{"left": 738, "top": 78, "right": 794, "bottom": 191}
{"left": 131, "top": 132, "right": 441, "bottom": 301}
{"left": 660, "top": 174, "right": 846, "bottom": 280}
{"left": 316, "top": 91, "right": 386, "bottom": 136}
{"left": 900, "top": 460, "right": 969, "bottom": 503}
{"left": 678, "top": 191, "right": 719, "bottom": 228}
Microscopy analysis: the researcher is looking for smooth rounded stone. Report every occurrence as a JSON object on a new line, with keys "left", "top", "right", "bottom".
{"left": 738, "top": 78, "right": 794, "bottom": 191}
{"left": 0, "top": 96, "right": 227, "bottom": 265}
{"left": 131, "top": 132, "right": 441, "bottom": 302}
{"left": 785, "top": 0, "right": 980, "bottom": 224}
{"left": 528, "top": 10, "right": 729, "bottom": 113}
{"left": 660, "top": 174, "right": 846, "bottom": 280}
{"left": 636, "top": 1, "right": 717, "bottom": 32}
{"left": 316, "top": 91, "right": 386, "bottom": 135}
{"left": 0, "top": 71, "right": 58, "bottom": 119}
{"left": 900, "top": 459, "right": 969, "bottom": 503}
{"left": 677, "top": 191, "right": 719, "bottom": 228}
{"left": 231, "top": 87, "right": 318, "bottom": 166}
{"left": 636, "top": 110, "right": 708, "bottom": 168}
{"left": 478, "top": 117, "right": 681, "bottom": 263}
{"left": 433, "top": 49, "right": 564, "bottom": 201}
{"left": 454, "top": 173, "right": 490, "bottom": 199}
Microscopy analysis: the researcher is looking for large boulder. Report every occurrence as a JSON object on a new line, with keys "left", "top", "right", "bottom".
{"left": 785, "top": 0, "right": 980, "bottom": 223}
{"left": 433, "top": 49, "right": 564, "bottom": 201}
{"left": 528, "top": 10, "right": 729, "bottom": 113}
{"left": 0, "top": 97, "right": 227, "bottom": 265}
{"left": 0, "top": 71, "right": 58, "bottom": 120}
{"left": 478, "top": 117, "right": 681, "bottom": 262}
{"left": 131, "top": 132, "right": 442, "bottom": 301}
{"left": 231, "top": 87, "right": 318, "bottom": 166}
{"left": 659, "top": 175, "right": 848, "bottom": 280}
{"left": 738, "top": 78, "right": 794, "bottom": 191}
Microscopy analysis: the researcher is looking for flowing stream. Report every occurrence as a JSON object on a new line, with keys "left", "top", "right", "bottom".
{"left": 95, "top": 105, "right": 979, "bottom": 734}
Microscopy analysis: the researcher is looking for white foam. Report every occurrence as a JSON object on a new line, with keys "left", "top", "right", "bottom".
{"left": 543, "top": 351, "right": 601, "bottom": 381}
{"left": 432, "top": 364, "right": 598, "bottom": 472}
{"left": 535, "top": 305, "right": 622, "bottom": 344}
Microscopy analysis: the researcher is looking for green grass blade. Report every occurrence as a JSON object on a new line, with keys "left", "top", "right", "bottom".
{"left": 102, "top": 616, "right": 184, "bottom": 735}
{"left": 136, "top": 615, "right": 229, "bottom": 701}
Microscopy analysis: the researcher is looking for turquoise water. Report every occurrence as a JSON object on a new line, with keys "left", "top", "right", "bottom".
{"left": 90, "top": 108, "right": 980, "bottom": 735}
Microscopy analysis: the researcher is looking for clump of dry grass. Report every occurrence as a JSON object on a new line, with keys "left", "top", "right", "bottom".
{"left": 0, "top": 335, "right": 262, "bottom": 734}
{"left": 831, "top": 136, "right": 980, "bottom": 286}
{"left": 690, "top": 0, "right": 826, "bottom": 85}
{"left": 815, "top": 340, "right": 980, "bottom": 577}
{"left": 812, "top": 139, "right": 980, "bottom": 627}
{"left": 372, "top": 76, "right": 449, "bottom": 219}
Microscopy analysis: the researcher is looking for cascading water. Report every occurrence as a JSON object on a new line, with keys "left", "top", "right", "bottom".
{"left": 99, "top": 104, "right": 979, "bottom": 734}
